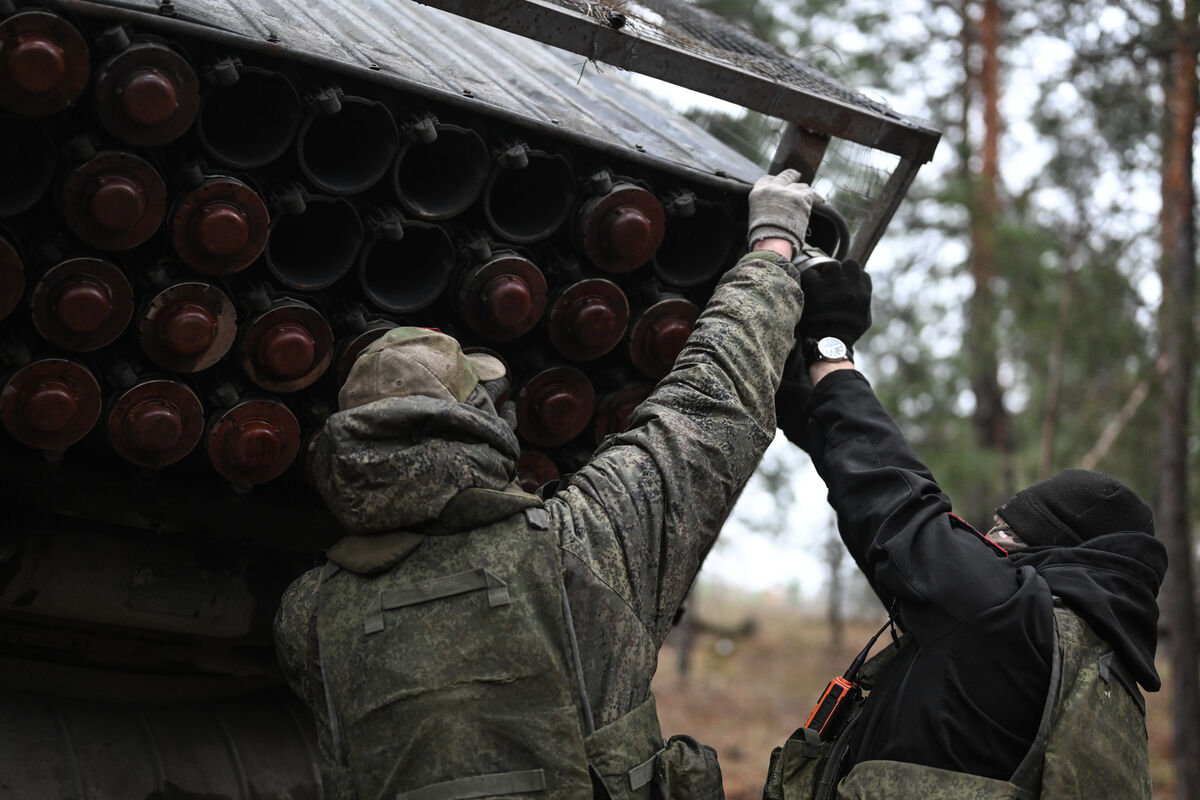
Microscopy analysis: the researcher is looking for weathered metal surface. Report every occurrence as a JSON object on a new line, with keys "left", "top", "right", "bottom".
{"left": 55, "top": 0, "right": 767, "bottom": 188}
{"left": 0, "top": 1, "right": 940, "bottom": 793}
{"left": 412, "top": 0, "right": 941, "bottom": 163}
{"left": 0, "top": 9, "right": 91, "bottom": 116}
{"left": 0, "top": 686, "right": 320, "bottom": 798}
{"left": 458, "top": 251, "right": 549, "bottom": 343}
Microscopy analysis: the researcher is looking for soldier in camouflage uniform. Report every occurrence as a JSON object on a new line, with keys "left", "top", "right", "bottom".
{"left": 274, "top": 171, "right": 822, "bottom": 800}
{"left": 769, "top": 260, "right": 1167, "bottom": 798}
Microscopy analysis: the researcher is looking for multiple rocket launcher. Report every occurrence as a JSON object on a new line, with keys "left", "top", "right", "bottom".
{"left": 0, "top": 2, "right": 840, "bottom": 498}
{"left": 0, "top": 2, "right": 929, "bottom": 794}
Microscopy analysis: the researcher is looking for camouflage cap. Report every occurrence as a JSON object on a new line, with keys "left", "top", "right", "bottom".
{"left": 338, "top": 327, "right": 506, "bottom": 410}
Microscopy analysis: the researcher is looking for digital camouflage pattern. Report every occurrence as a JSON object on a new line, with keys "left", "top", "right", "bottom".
{"left": 763, "top": 605, "right": 1151, "bottom": 800}
{"left": 313, "top": 505, "right": 598, "bottom": 800}
{"left": 274, "top": 252, "right": 804, "bottom": 799}
{"left": 1038, "top": 606, "right": 1150, "bottom": 798}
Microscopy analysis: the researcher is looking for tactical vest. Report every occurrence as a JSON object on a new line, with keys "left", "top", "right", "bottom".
{"left": 312, "top": 490, "right": 719, "bottom": 800}
{"left": 764, "top": 602, "right": 1151, "bottom": 800}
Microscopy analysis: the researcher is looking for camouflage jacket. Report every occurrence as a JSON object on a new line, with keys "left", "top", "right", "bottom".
{"left": 274, "top": 251, "right": 803, "bottom": 795}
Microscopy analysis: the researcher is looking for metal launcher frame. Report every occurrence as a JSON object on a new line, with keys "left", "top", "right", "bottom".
{"left": 0, "top": 0, "right": 939, "bottom": 796}
{"left": 421, "top": 0, "right": 942, "bottom": 263}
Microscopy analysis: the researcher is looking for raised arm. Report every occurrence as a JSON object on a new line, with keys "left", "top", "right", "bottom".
{"left": 781, "top": 258, "right": 1025, "bottom": 639}
{"left": 547, "top": 172, "right": 818, "bottom": 646}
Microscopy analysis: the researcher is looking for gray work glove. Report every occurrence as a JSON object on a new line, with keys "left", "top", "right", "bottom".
{"left": 746, "top": 170, "right": 823, "bottom": 254}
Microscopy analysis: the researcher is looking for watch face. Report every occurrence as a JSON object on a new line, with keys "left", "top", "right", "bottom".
{"left": 816, "top": 336, "right": 847, "bottom": 360}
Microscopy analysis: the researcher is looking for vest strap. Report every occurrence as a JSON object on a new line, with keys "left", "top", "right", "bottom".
{"left": 1008, "top": 601, "right": 1065, "bottom": 798}
{"left": 627, "top": 751, "right": 661, "bottom": 790}
{"left": 317, "top": 560, "right": 347, "bottom": 767}
{"left": 395, "top": 769, "right": 546, "bottom": 800}
{"left": 525, "top": 506, "right": 550, "bottom": 530}
{"left": 365, "top": 568, "right": 511, "bottom": 634}
{"left": 559, "top": 578, "right": 595, "bottom": 735}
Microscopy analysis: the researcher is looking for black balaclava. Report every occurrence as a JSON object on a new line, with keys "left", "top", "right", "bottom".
{"left": 997, "top": 469, "right": 1154, "bottom": 547}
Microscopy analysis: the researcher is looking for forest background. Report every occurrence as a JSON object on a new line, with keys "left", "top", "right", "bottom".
{"left": 632, "top": 0, "right": 1200, "bottom": 798}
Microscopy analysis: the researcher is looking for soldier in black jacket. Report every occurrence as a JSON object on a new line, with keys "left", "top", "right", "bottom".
{"left": 773, "top": 260, "right": 1166, "bottom": 797}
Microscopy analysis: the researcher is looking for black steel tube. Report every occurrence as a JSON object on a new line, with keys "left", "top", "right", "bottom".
{"left": 483, "top": 148, "right": 576, "bottom": 243}
{"left": 653, "top": 198, "right": 736, "bottom": 288}
{"left": 808, "top": 201, "right": 851, "bottom": 260}
{"left": 393, "top": 122, "right": 490, "bottom": 220}
{"left": 197, "top": 64, "right": 302, "bottom": 169}
{"left": 358, "top": 220, "right": 455, "bottom": 313}
{"left": 265, "top": 196, "right": 363, "bottom": 291}
{"left": 0, "top": 117, "right": 55, "bottom": 217}
{"left": 0, "top": 232, "right": 24, "bottom": 321}
{"left": 297, "top": 94, "right": 400, "bottom": 195}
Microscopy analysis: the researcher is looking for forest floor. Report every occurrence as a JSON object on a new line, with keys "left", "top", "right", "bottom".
{"left": 652, "top": 590, "right": 1178, "bottom": 800}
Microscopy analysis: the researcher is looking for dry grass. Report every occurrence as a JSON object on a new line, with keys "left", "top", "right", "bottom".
{"left": 652, "top": 594, "right": 1178, "bottom": 800}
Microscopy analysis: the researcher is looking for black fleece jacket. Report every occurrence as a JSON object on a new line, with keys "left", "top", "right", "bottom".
{"left": 800, "top": 369, "right": 1166, "bottom": 781}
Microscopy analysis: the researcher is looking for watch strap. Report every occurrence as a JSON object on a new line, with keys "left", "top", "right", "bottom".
{"left": 801, "top": 337, "right": 854, "bottom": 366}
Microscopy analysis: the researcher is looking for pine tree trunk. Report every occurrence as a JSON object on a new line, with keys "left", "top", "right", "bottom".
{"left": 1157, "top": 4, "right": 1200, "bottom": 798}
{"left": 963, "top": 0, "right": 1014, "bottom": 519}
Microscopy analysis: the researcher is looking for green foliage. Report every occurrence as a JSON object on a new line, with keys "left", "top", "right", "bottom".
{"left": 708, "top": 0, "right": 1182, "bottom": 529}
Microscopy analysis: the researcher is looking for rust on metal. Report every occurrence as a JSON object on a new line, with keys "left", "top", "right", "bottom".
{"left": 593, "top": 382, "right": 653, "bottom": 444}
{"left": 0, "top": 10, "right": 90, "bottom": 117}
{"left": 0, "top": 357, "right": 101, "bottom": 450}
{"left": 240, "top": 299, "right": 334, "bottom": 393}
{"left": 516, "top": 449, "right": 559, "bottom": 494}
{"left": 31, "top": 257, "right": 134, "bottom": 352}
{"left": 106, "top": 378, "right": 204, "bottom": 468}
{"left": 578, "top": 182, "right": 666, "bottom": 273}
{"left": 139, "top": 281, "right": 237, "bottom": 372}
{"left": 206, "top": 397, "right": 301, "bottom": 486}
{"left": 93, "top": 40, "right": 199, "bottom": 146}
{"left": 171, "top": 176, "right": 270, "bottom": 275}
{"left": 628, "top": 295, "right": 699, "bottom": 378}
{"left": 515, "top": 365, "right": 595, "bottom": 447}
{"left": 547, "top": 277, "right": 630, "bottom": 361}
{"left": 60, "top": 151, "right": 167, "bottom": 251}
{"left": 457, "top": 251, "right": 547, "bottom": 342}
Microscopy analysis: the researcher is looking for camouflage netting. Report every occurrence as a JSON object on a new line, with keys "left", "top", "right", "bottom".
{"left": 555, "top": 0, "right": 898, "bottom": 118}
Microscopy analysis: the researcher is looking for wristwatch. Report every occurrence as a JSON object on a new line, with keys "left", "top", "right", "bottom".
{"left": 803, "top": 336, "right": 853, "bottom": 366}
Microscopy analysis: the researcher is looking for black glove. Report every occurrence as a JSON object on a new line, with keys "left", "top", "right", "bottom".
{"left": 774, "top": 342, "right": 815, "bottom": 449}
{"left": 797, "top": 258, "right": 872, "bottom": 347}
